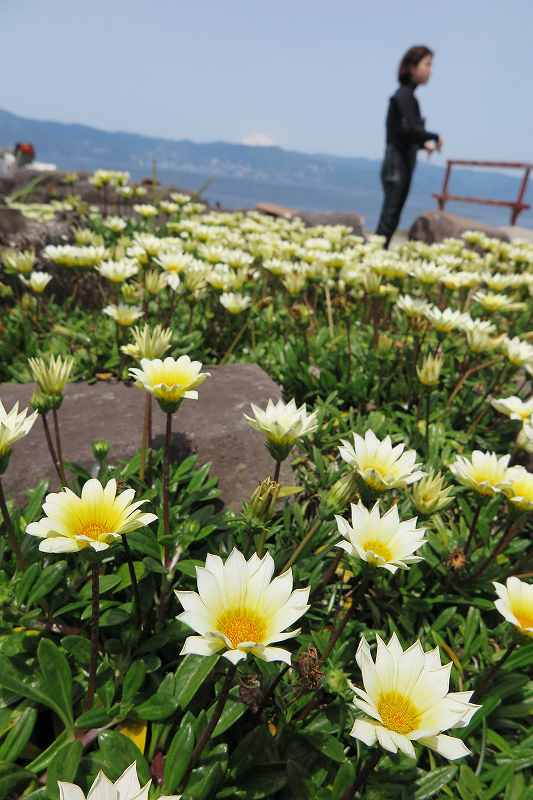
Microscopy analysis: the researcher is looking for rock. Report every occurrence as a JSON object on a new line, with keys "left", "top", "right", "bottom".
{"left": 408, "top": 211, "right": 510, "bottom": 244}
{"left": 0, "top": 206, "right": 70, "bottom": 249}
{"left": 1, "top": 364, "right": 291, "bottom": 509}
{"left": 298, "top": 210, "right": 365, "bottom": 236}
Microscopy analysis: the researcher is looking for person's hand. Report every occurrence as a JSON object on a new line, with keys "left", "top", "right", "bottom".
{"left": 436, "top": 136, "right": 444, "bottom": 152}
{"left": 424, "top": 140, "right": 436, "bottom": 155}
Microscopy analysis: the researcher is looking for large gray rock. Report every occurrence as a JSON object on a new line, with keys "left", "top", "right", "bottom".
{"left": 408, "top": 211, "right": 511, "bottom": 244}
{"left": 0, "top": 207, "right": 70, "bottom": 248}
{"left": 1, "top": 364, "right": 290, "bottom": 509}
{"left": 298, "top": 210, "right": 365, "bottom": 235}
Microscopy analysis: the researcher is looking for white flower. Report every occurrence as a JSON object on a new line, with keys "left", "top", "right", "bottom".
{"left": 0, "top": 400, "right": 37, "bottom": 459}
{"left": 176, "top": 549, "right": 310, "bottom": 665}
{"left": 517, "top": 422, "right": 533, "bottom": 454}
{"left": 396, "top": 295, "right": 430, "bottom": 318}
{"left": 102, "top": 216, "right": 127, "bottom": 233}
{"left": 103, "top": 304, "right": 143, "bottom": 326}
{"left": 97, "top": 259, "right": 139, "bottom": 283}
{"left": 339, "top": 430, "right": 425, "bottom": 492}
{"left": 58, "top": 761, "right": 180, "bottom": 800}
{"left": 503, "top": 337, "right": 533, "bottom": 374}
{"left": 26, "top": 478, "right": 157, "bottom": 553}
{"left": 335, "top": 501, "right": 427, "bottom": 573}
{"left": 424, "top": 307, "right": 468, "bottom": 333}
{"left": 493, "top": 576, "right": 533, "bottom": 636}
{"left": 28, "top": 354, "right": 74, "bottom": 396}
{"left": 133, "top": 204, "right": 158, "bottom": 218}
{"left": 491, "top": 396, "right": 533, "bottom": 423}
{"left": 130, "top": 355, "right": 209, "bottom": 408}
{"left": 449, "top": 451, "right": 510, "bottom": 496}
{"left": 20, "top": 271, "right": 52, "bottom": 293}
{"left": 244, "top": 398, "right": 318, "bottom": 461}
{"left": 502, "top": 466, "right": 533, "bottom": 512}
{"left": 350, "top": 634, "right": 480, "bottom": 760}
{"left": 220, "top": 292, "right": 252, "bottom": 314}
{"left": 121, "top": 324, "right": 172, "bottom": 360}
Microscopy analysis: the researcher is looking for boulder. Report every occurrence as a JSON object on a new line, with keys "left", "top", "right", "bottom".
{"left": 298, "top": 210, "right": 365, "bottom": 235}
{"left": 1, "top": 364, "right": 291, "bottom": 509}
{"left": 408, "top": 211, "right": 511, "bottom": 244}
{"left": 0, "top": 206, "right": 70, "bottom": 249}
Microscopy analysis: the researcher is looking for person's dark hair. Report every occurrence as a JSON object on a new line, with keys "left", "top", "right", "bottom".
{"left": 398, "top": 46, "right": 434, "bottom": 85}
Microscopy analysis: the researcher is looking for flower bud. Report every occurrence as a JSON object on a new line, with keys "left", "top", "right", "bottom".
{"left": 30, "top": 390, "right": 63, "bottom": 413}
{"left": 248, "top": 477, "right": 281, "bottom": 524}
{"left": 92, "top": 439, "right": 110, "bottom": 462}
{"left": 412, "top": 471, "right": 454, "bottom": 515}
{"left": 417, "top": 354, "right": 443, "bottom": 387}
{"left": 321, "top": 472, "right": 359, "bottom": 516}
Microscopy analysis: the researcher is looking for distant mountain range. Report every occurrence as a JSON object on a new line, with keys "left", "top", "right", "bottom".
{"left": 1, "top": 108, "right": 531, "bottom": 229}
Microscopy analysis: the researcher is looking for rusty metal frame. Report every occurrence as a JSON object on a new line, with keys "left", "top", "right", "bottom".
{"left": 433, "top": 159, "right": 532, "bottom": 225}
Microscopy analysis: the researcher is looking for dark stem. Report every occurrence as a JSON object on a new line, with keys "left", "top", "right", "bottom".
{"left": 41, "top": 413, "right": 63, "bottom": 482}
{"left": 180, "top": 662, "right": 237, "bottom": 792}
{"left": 341, "top": 750, "right": 382, "bottom": 800}
{"left": 52, "top": 408, "right": 67, "bottom": 485}
{"left": 0, "top": 477, "right": 26, "bottom": 570}
{"left": 475, "top": 640, "right": 519, "bottom": 698}
{"left": 464, "top": 499, "right": 482, "bottom": 557}
{"left": 86, "top": 561, "right": 100, "bottom": 710}
{"left": 273, "top": 459, "right": 281, "bottom": 483}
{"left": 322, "top": 573, "right": 370, "bottom": 662}
{"left": 313, "top": 550, "right": 343, "bottom": 597}
{"left": 256, "top": 663, "right": 291, "bottom": 713}
{"left": 471, "top": 515, "right": 525, "bottom": 580}
{"left": 282, "top": 518, "right": 321, "bottom": 572}
{"left": 123, "top": 536, "right": 142, "bottom": 630}
{"left": 425, "top": 390, "right": 431, "bottom": 457}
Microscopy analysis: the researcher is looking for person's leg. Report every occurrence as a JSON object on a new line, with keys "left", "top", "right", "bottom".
{"left": 375, "top": 147, "right": 411, "bottom": 247}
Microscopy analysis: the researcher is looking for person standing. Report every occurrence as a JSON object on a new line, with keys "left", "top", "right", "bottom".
{"left": 375, "top": 45, "right": 442, "bottom": 247}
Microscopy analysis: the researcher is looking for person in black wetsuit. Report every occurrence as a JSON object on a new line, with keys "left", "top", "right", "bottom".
{"left": 375, "top": 45, "right": 442, "bottom": 247}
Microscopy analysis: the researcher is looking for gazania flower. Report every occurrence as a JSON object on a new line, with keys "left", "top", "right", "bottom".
{"left": 103, "top": 303, "right": 143, "bottom": 326}
{"left": 58, "top": 761, "right": 180, "bottom": 800}
{"left": 134, "top": 203, "right": 158, "bottom": 219}
{"left": 26, "top": 478, "right": 157, "bottom": 553}
{"left": 396, "top": 295, "right": 430, "bottom": 318}
{"left": 28, "top": 354, "right": 74, "bottom": 397}
{"left": 449, "top": 451, "right": 510, "bottom": 496}
{"left": 335, "top": 501, "right": 427, "bottom": 573}
{"left": 130, "top": 355, "right": 209, "bottom": 411}
{"left": 412, "top": 471, "right": 454, "bottom": 515}
{"left": 220, "top": 292, "right": 251, "bottom": 314}
{"left": 244, "top": 398, "right": 318, "bottom": 462}
{"left": 2, "top": 248, "right": 36, "bottom": 274}
{"left": 424, "top": 307, "right": 468, "bottom": 333}
{"left": 491, "top": 396, "right": 533, "bottom": 423}
{"left": 97, "top": 259, "right": 139, "bottom": 283}
{"left": 417, "top": 354, "right": 443, "bottom": 387}
{"left": 502, "top": 466, "right": 533, "bottom": 512}
{"left": 339, "top": 430, "right": 425, "bottom": 492}
{"left": 20, "top": 271, "right": 52, "bottom": 293}
{"left": 155, "top": 252, "right": 192, "bottom": 274}
{"left": 493, "top": 576, "right": 533, "bottom": 636}
{"left": 474, "top": 291, "right": 522, "bottom": 313}
{"left": 121, "top": 323, "right": 172, "bottom": 360}
{"left": 0, "top": 400, "right": 37, "bottom": 464}
{"left": 102, "top": 216, "right": 127, "bottom": 233}
{"left": 502, "top": 337, "right": 533, "bottom": 374}
{"left": 144, "top": 269, "right": 168, "bottom": 295}
{"left": 350, "top": 634, "right": 480, "bottom": 759}
{"left": 517, "top": 422, "right": 533, "bottom": 454}
{"left": 176, "top": 549, "right": 310, "bottom": 664}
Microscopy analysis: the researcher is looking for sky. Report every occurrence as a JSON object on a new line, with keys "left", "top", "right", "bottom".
{"left": 2, "top": 0, "right": 533, "bottom": 167}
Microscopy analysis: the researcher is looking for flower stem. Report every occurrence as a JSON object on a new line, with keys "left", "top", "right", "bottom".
{"left": 180, "top": 662, "right": 237, "bottom": 792}
{"left": 341, "top": 750, "right": 382, "bottom": 800}
{"left": 282, "top": 518, "right": 321, "bottom": 572}
{"left": 324, "top": 284, "right": 334, "bottom": 337}
{"left": 51, "top": 408, "right": 67, "bottom": 485}
{"left": 425, "top": 389, "right": 431, "bottom": 457}
{"left": 464, "top": 499, "right": 482, "bottom": 557}
{"left": 221, "top": 317, "right": 250, "bottom": 363}
{"left": 86, "top": 561, "right": 101, "bottom": 710}
{"left": 471, "top": 514, "right": 526, "bottom": 580}
{"left": 322, "top": 572, "right": 370, "bottom": 661}
{"left": 163, "top": 411, "right": 173, "bottom": 556}
{"left": 0, "top": 477, "right": 26, "bottom": 570}
{"left": 123, "top": 536, "right": 142, "bottom": 630}
{"left": 139, "top": 393, "right": 151, "bottom": 482}
{"left": 475, "top": 640, "right": 519, "bottom": 698}
{"left": 41, "top": 412, "right": 63, "bottom": 483}
{"left": 273, "top": 459, "right": 282, "bottom": 483}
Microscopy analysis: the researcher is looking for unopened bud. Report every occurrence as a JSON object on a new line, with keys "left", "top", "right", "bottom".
{"left": 417, "top": 354, "right": 443, "bottom": 387}
{"left": 322, "top": 472, "right": 359, "bottom": 516}
{"left": 92, "top": 439, "right": 110, "bottom": 462}
{"left": 248, "top": 477, "right": 281, "bottom": 524}
{"left": 412, "top": 471, "right": 453, "bottom": 515}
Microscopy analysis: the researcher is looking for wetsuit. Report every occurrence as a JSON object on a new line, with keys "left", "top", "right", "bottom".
{"left": 375, "top": 82, "right": 439, "bottom": 246}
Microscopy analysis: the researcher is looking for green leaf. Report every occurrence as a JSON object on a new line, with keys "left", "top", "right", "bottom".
{"left": 136, "top": 674, "right": 178, "bottom": 721}
{"left": 61, "top": 635, "right": 91, "bottom": 667}
{"left": 122, "top": 661, "right": 146, "bottom": 704}
{"left": 0, "top": 762, "right": 34, "bottom": 796}
{"left": 15, "top": 562, "right": 40, "bottom": 605}
{"left": 0, "top": 708, "right": 37, "bottom": 762}
{"left": 415, "top": 766, "right": 458, "bottom": 799}
{"left": 187, "top": 742, "right": 227, "bottom": 799}
{"left": 463, "top": 607, "right": 480, "bottom": 660}
{"left": 236, "top": 764, "right": 287, "bottom": 799}
{"left": 303, "top": 732, "right": 347, "bottom": 764}
{"left": 485, "top": 764, "right": 515, "bottom": 800}
{"left": 46, "top": 740, "right": 83, "bottom": 799}
{"left": 97, "top": 731, "right": 150, "bottom": 782}
{"left": 331, "top": 761, "right": 356, "bottom": 799}
{"left": 26, "top": 730, "right": 71, "bottom": 773}
{"left": 212, "top": 692, "right": 247, "bottom": 737}
{"left": 0, "top": 655, "right": 68, "bottom": 728}
{"left": 503, "top": 643, "right": 533, "bottom": 672}
{"left": 163, "top": 720, "right": 195, "bottom": 792}
{"left": 27, "top": 561, "right": 67, "bottom": 606}
{"left": 38, "top": 638, "right": 73, "bottom": 729}
{"left": 174, "top": 655, "right": 219, "bottom": 710}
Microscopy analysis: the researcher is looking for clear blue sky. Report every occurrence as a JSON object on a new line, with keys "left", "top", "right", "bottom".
{"left": 2, "top": 0, "right": 533, "bottom": 165}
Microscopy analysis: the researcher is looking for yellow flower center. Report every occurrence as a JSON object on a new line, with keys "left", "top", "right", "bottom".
{"left": 363, "top": 539, "right": 392, "bottom": 564}
{"left": 217, "top": 609, "right": 266, "bottom": 649}
{"left": 512, "top": 604, "right": 533, "bottom": 630}
{"left": 78, "top": 521, "right": 110, "bottom": 541}
{"left": 377, "top": 691, "right": 419, "bottom": 734}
